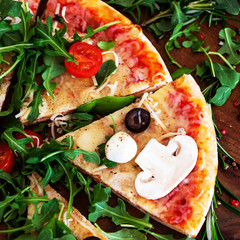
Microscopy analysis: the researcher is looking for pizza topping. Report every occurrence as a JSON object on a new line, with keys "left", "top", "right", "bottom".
{"left": 105, "top": 131, "right": 137, "bottom": 163}
{"left": 65, "top": 42, "right": 103, "bottom": 78}
{"left": 0, "top": 142, "right": 15, "bottom": 173}
{"left": 125, "top": 108, "right": 151, "bottom": 133}
{"left": 135, "top": 135, "right": 198, "bottom": 199}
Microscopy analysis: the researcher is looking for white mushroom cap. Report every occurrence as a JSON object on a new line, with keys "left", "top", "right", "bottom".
{"left": 105, "top": 131, "right": 137, "bottom": 163}
{"left": 135, "top": 135, "right": 198, "bottom": 200}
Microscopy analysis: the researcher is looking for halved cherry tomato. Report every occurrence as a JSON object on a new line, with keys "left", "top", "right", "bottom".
{"left": 65, "top": 42, "right": 103, "bottom": 78}
{"left": 0, "top": 142, "right": 15, "bottom": 173}
{"left": 15, "top": 130, "right": 44, "bottom": 148}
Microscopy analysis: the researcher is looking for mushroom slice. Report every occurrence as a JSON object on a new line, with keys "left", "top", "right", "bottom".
{"left": 135, "top": 136, "right": 198, "bottom": 200}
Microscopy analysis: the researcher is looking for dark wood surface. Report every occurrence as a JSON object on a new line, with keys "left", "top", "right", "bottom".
{"left": 1, "top": 6, "right": 240, "bottom": 240}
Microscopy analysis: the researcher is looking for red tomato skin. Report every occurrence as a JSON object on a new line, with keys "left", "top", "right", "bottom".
{"left": 15, "top": 130, "right": 44, "bottom": 148}
{"left": 65, "top": 42, "right": 103, "bottom": 78}
{"left": 0, "top": 142, "right": 15, "bottom": 173}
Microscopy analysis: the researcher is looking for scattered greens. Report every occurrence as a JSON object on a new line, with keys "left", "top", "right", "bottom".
{"left": 62, "top": 95, "right": 134, "bottom": 132}
{"left": 0, "top": 0, "right": 240, "bottom": 239}
{"left": 0, "top": 0, "right": 119, "bottom": 123}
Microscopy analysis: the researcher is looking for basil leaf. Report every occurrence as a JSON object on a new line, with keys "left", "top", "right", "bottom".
{"left": 96, "top": 60, "right": 117, "bottom": 88}
{"left": 97, "top": 41, "right": 116, "bottom": 50}
{"left": 76, "top": 95, "right": 134, "bottom": 115}
{"left": 210, "top": 86, "right": 231, "bottom": 106}
{"left": 213, "top": 63, "right": 240, "bottom": 89}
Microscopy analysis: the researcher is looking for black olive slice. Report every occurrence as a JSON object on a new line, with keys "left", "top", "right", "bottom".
{"left": 125, "top": 108, "right": 151, "bottom": 133}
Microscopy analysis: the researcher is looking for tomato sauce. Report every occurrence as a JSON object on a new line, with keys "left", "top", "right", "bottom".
{"left": 45, "top": 0, "right": 165, "bottom": 86}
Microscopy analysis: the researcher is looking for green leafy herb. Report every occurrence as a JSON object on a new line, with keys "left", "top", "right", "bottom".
{"left": 97, "top": 41, "right": 116, "bottom": 50}
{"left": 42, "top": 54, "right": 65, "bottom": 99}
{"left": 218, "top": 28, "right": 240, "bottom": 65}
{"left": 96, "top": 225, "right": 147, "bottom": 240}
{"left": 216, "top": 0, "right": 240, "bottom": 15}
{"left": 96, "top": 60, "right": 117, "bottom": 88}
{"left": 89, "top": 198, "right": 152, "bottom": 229}
{"left": 75, "top": 95, "right": 134, "bottom": 115}
{"left": 171, "top": 67, "right": 194, "bottom": 80}
{"left": 0, "top": 0, "right": 22, "bottom": 19}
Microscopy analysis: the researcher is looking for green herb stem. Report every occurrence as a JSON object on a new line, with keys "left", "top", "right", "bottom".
{"left": 0, "top": 58, "right": 22, "bottom": 79}
{"left": 208, "top": 51, "right": 234, "bottom": 70}
{"left": 216, "top": 178, "right": 240, "bottom": 202}
{"left": 141, "top": 9, "right": 171, "bottom": 27}
{"left": 217, "top": 141, "right": 235, "bottom": 161}
{"left": 40, "top": 150, "right": 64, "bottom": 162}
{"left": 200, "top": 47, "right": 215, "bottom": 77}
{"left": 165, "top": 43, "right": 182, "bottom": 68}
{"left": 209, "top": 12, "right": 240, "bottom": 22}
{"left": 56, "top": 158, "right": 73, "bottom": 219}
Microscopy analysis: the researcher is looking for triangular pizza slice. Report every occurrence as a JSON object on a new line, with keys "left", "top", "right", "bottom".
{"left": 57, "top": 74, "right": 218, "bottom": 237}
{"left": 28, "top": 172, "right": 109, "bottom": 240}
{"left": 18, "top": 0, "right": 171, "bottom": 124}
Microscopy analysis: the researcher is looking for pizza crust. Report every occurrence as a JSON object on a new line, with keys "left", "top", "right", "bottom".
{"left": 28, "top": 172, "right": 109, "bottom": 240}
{"left": 19, "top": 0, "right": 172, "bottom": 124}
{"left": 0, "top": 54, "right": 14, "bottom": 112}
{"left": 57, "top": 75, "right": 218, "bottom": 237}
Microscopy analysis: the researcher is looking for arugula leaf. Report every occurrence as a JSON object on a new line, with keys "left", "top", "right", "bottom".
{"left": 218, "top": 28, "right": 240, "bottom": 65}
{"left": 0, "top": 105, "right": 13, "bottom": 117}
{"left": 0, "top": 21, "right": 12, "bottom": 39}
{"left": 61, "top": 113, "right": 94, "bottom": 133}
{"left": 97, "top": 41, "right": 116, "bottom": 50}
{"left": 0, "top": 0, "right": 22, "bottom": 18}
{"left": 107, "top": 0, "right": 134, "bottom": 8}
{"left": 210, "top": 86, "right": 232, "bottom": 106}
{"left": 213, "top": 63, "right": 240, "bottom": 89}
{"left": 35, "top": 17, "right": 74, "bottom": 60}
{"left": 170, "top": 1, "right": 187, "bottom": 26}
{"left": 89, "top": 198, "right": 152, "bottom": 229}
{"left": 91, "top": 183, "right": 111, "bottom": 205}
{"left": 27, "top": 85, "right": 44, "bottom": 124}
{"left": 96, "top": 60, "right": 117, "bottom": 88}
{"left": 171, "top": 67, "right": 194, "bottom": 80}
{"left": 96, "top": 226, "right": 147, "bottom": 240}
{"left": 76, "top": 95, "right": 134, "bottom": 115}
{"left": 42, "top": 54, "right": 65, "bottom": 99}
{"left": 1, "top": 128, "right": 32, "bottom": 159}
{"left": 216, "top": 0, "right": 240, "bottom": 15}
{"left": 81, "top": 21, "right": 120, "bottom": 41}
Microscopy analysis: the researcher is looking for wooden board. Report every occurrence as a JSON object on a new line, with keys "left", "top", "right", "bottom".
{"left": 0, "top": 5, "right": 240, "bottom": 240}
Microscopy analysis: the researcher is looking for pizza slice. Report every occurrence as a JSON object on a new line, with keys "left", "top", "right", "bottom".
{"left": 18, "top": 0, "right": 172, "bottom": 124}
{"left": 28, "top": 172, "right": 109, "bottom": 240}
{"left": 0, "top": 1, "right": 39, "bottom": 112}
{"left": 57, "top": 74, "right": 218, "bottom": 237}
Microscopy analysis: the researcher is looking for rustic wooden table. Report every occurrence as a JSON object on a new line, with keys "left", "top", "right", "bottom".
{"left": 0, "top": 7, "right": 240, "bottom": 240}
